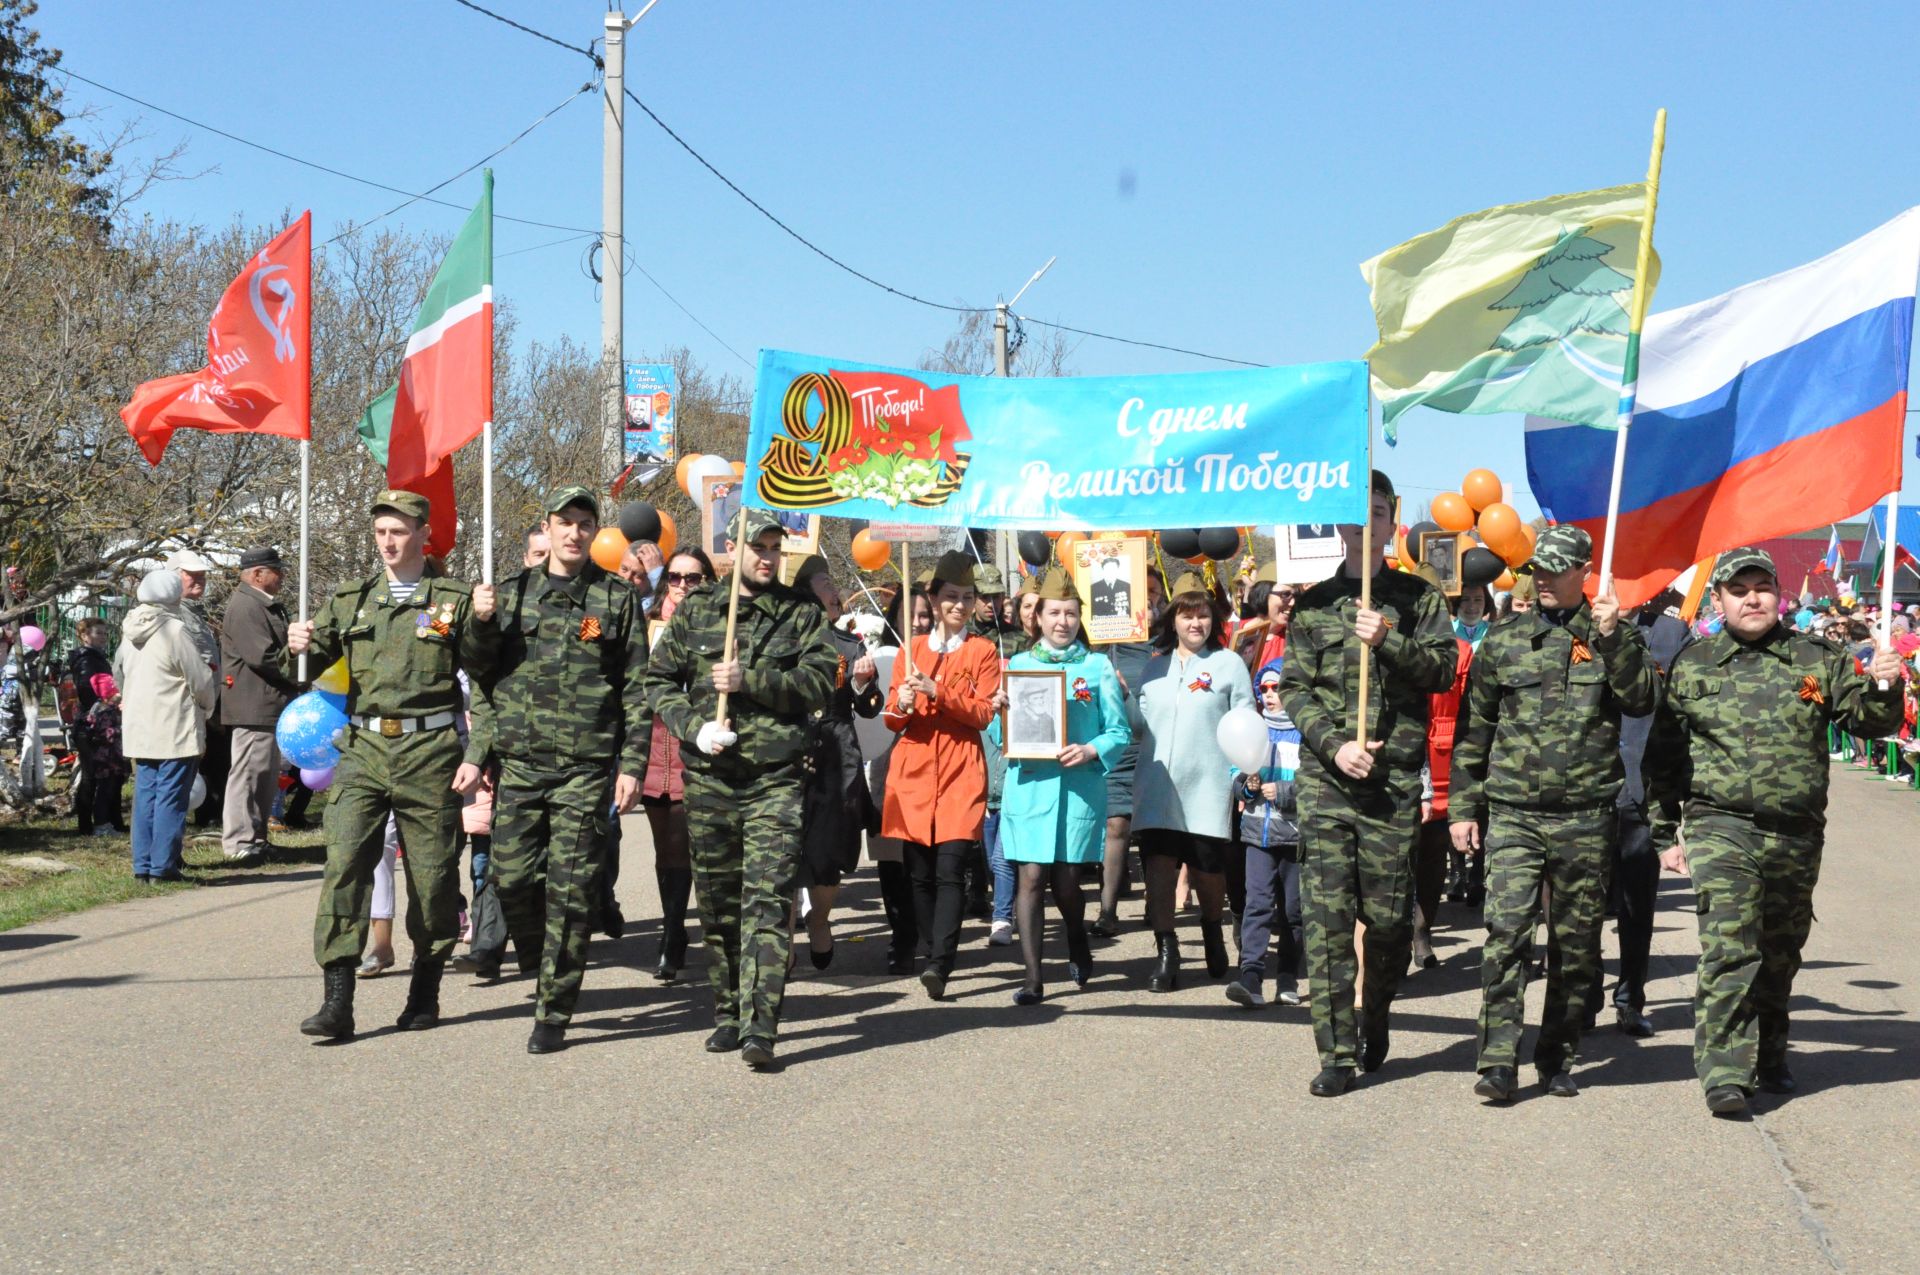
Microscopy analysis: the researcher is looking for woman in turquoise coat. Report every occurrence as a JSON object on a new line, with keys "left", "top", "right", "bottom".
{"left": 995, "top": 570, "right": 1131, "bottom": 1005}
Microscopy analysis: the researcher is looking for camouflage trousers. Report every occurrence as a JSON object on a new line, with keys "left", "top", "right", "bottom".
{"left": 685, "top": 766, "right": 802, "bottom": 1043}
{"left": 314, "top": 727, "right": 463, "bottom": 968}
{"left": 1686, "top": 811, "right": 1822, "bottom": 1093}
{"left": 1476, "top": 804, "right": 1613, "bottom": 1074}
{"left": 491, "top": 759, "right": 610, "bottom": 1028}
{"left": 1297, "top": 781, "right": 1418, "bottom": 1069}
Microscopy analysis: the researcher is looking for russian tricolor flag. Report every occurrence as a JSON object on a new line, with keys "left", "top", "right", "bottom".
{"left": 1525, "top": 208, "right": 1920, "bottom": 608}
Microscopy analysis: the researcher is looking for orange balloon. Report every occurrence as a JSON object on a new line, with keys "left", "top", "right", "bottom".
{"left": 1476, "top": 502, "right": 1524, "bottom": 558}
{"left": 1395, "top": 528, "right": 1416, "bottom": 572}
{"left": 1462, "top": 468, "right": 1503, "bottom": 512}
{"left": 656, "top": 511, "right": 677, "bottom": 559}
{"left": 730, "top": 460, "right": 746, "bottom": 480}
{"left": 1495, "top": 569, "right": 1517, "bottom": 591}
{"left": 675, "top": 454, "right": 701, "bottom": 497}
{"left": 1504, "top": 522, "right": 1538, "bottom": 568}
{"left": 1056, "top": 532, "right": 1086, "bottom": 578}
{"left": 1431, "top": 491, "right": 1475, "bottom": 533}
{"left": 589, "top": 527, "right": 629, "bottom": 573}
{"left": 850, "top": 528, "right": 891, "bottom": 572}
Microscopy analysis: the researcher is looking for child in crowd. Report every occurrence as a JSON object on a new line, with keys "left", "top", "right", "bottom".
{"left": 1227, "top": 660, "right": 1304, "bottom": 1009}
{"left": 74, "top": 673, "right": 129, "bottom": 835}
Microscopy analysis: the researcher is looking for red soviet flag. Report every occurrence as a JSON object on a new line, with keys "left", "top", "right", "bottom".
{"left": 121, "top": 212, "right": 312, "bottom": 465}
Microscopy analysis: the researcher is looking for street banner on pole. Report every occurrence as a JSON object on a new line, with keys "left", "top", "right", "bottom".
{"left": 745, "top": 350, "right": 1369, "bottom": 531}
{"left": 623, "top": 361, "right": 677, "bottom": 486}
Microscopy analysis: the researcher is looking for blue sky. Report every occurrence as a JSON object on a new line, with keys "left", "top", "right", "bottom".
{"left": 42, "top": 1, "right": 1920, "bottom": 521}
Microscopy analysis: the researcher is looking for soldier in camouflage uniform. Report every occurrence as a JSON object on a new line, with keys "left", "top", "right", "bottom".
{"left": 1280, "top": 471, "right": 1458, "bottom": 1097}
{"left": 287, "top": 490, "right": 498, "bottom": 1041}
{"left": 1648, "top": 546, "right": 1903, "bottom": 1116}
{"left": 464, "top": 486, "right": 648, "bottom": 1055}
{"left": 1449, "top": 525, "right": 1658, "bottom": 1101}
{"left": 642, "top": 512, "right": 838, "bottom": 1070}
{"left": 969, "top": 563, "right": 1024, "bottom": 660}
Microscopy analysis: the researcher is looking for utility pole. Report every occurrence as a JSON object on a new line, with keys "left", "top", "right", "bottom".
{"left": 600, "top": 13, "right": 626, "bottom": 483}
{"left": 994, "top": 258, "right": 1054, "bottom": 577}
{"left": 993, "top": 303, "right": 1010, "bottom": 377}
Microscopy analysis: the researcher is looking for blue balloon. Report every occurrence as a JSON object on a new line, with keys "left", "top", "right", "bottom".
{"left": 276, "top": 690, "right": 347, "bottom": 770}
{"left": 1794, "top": 608, "right": 1816, "bottom": 629}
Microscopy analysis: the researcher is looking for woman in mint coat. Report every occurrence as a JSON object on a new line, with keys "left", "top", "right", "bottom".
{"left": 995, "top": 570, "right": 1131, "bottom": 1005}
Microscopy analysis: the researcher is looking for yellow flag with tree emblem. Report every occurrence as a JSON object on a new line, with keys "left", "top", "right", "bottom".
{"left": 1362, "top": 184, "right": 1660, "bottom": 441}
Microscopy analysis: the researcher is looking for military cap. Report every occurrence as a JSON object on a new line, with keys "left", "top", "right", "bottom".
{"left": 1033, "top": 568, "right": 1078, "bottom": 602}
{"left": 1530, "top": 524, "right": 1592, "bottom": 573}
{"left": 1710, "top": 545, "right": 1778, "bottom": 586}
{"left": 238, "top": 546, "right": 285, "bottom": 572}
{"left": 1507, "top": 571, "right": 1536, "bottom": 602}
{"left": 741, "top": 511, "right": 786, "bottom": 543}
{"left": 914, "top": 567, "right": 935, "bottom": 588}
{"left": 973, "top": 564, "right": 1006, "bottom": 595}
{"left": 370, "top": 489, "right": 430, "bottom": 523}
{"left": 790, "top": 554, "right": 831, "bottom": 590}
{"left": 1413, "top": 564, "right": 1443, "bottom": 591}
{"left": 1168, "top": 572, "right": 1209, "bottom": 600}
{"left": 1253, "top": 561, "right": 1278, "bottom": 585}
{"left": 544, "top": 484, "right": 600, "bottom": 518}
{"left": 930, "top": 550, "right": 977, "bottom": 590}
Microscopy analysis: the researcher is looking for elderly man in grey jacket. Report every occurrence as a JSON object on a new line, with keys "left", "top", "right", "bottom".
{"left": 220, "top": 547, "right": 295, "bottom": 864}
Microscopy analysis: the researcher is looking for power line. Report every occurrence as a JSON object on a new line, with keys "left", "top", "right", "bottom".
{"left": 587, "top": 241, "right": 755, "bottom": 370}
{"left": 1013, "top": 314, "right": 1264, "bottom": 368}
{"left": 58, "top": 66, "right": 600, "bottom": 237}
{"left": 449, "top": 0, "right": 602, "bottom": 68}
{"left": 624, "top": 87, "right": 992, "bottom": 316}
{"left": 498, "top": 232, "right": 597, "bottom": 259}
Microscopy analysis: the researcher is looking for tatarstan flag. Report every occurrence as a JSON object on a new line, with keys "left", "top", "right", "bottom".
{"left": 357, "top": 171, "right": 493, "bottom": 555}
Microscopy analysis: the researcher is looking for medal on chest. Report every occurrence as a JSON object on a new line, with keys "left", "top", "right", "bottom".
{"left": 1187, "top": 670, "right": 1214, "bottom": 693}
{"left": 1072, "top": 676, "right": 1092, "bottom": 704}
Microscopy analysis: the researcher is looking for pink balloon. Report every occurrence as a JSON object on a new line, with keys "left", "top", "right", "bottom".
{"left": 17, "top": 625, "right": 45, "bottom": 652}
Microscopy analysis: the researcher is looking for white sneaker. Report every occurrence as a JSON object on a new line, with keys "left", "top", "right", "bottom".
{"left": 988, "top": 920, "right": 1014, "bottom": 946}
{"left": 1276, "top": 984, "right": 1305, "bottom": 1006}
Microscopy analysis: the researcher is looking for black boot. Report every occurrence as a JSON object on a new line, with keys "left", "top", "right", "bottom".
{"left": 877, "top": 860, "right": 916, "bottom": 974}
{"left": 1148, "top": 932, "right": 1180, "bottom": 993}
{"left": 299, "top": 964, "right": 356, "bottom": 1040}
{"left": 1201, "top": 920, "right": 1229, "bottom": 979}
{"left": 655, "top": 866, "right": 694, "bottom": 980}
{"left": 396, "top": 958, "right": 445, "bottom": 1030}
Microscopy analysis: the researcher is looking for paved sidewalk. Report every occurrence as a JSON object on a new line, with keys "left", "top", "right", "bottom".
{"left": 3, "top": 769, "right": 1916, "bottom": 1272}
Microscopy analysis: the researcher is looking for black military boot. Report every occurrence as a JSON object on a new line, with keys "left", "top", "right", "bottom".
{"left": 1757, "top": 1062, "right": 1797, "bottom": 1094}
{"left": 1309, "top": 1066, "right": 1355, "bottom": 1097}
{"left": 1148, "top": 932, "right": 1180, "bottom": 993}
{"left": 396, "top": 957, "right": 445, "bottom": 1031}
{"left": 299, "top": 964, "right": 356, "bottom": 1040}
{"left": 1200, "top": 920, "right": 1229, "bottom": 979}
{"left": 527, "top": 1022, "right": 567, "bottom": 1054}
{"left": 1361, "top": 1028, "right": 1391, "bottom": 1074}
{"left": 1474, "top": 1066, "right": 1517, "bottom": 1103}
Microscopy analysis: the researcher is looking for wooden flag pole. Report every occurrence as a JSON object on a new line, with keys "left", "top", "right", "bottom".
{"left": 1355, "top": 384, "right": 1376, "bottom": 747}
{"left": 1597, "top": 107, "right": 1668, "bottom": 592}
{"left": 715, "top": 504, "right": 748, "bottom": 724}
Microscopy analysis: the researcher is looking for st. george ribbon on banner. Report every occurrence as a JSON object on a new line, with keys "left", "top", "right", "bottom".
{"left": 742, "top": 350, "right": 1371, "bottom": 531}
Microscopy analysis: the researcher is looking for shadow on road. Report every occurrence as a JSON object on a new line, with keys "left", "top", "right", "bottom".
{"left": 0, "top": 931, "right": 77, "bottom": 952}
{"left": 0, "top": 973, "right": 137, "bottom": 996}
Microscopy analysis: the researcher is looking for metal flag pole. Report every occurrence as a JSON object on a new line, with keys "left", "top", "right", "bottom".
{"left": 297, "top": 439, "right": 311, "bottom": 682}
{"left": 1879, "top": 494, "right": 1899, "bottom": 688}
{"left": 481, "top": 422, "right": 495, "bottom": 585}
{"left": 1597, "top": 108, "right": 1669, "bottom": 591}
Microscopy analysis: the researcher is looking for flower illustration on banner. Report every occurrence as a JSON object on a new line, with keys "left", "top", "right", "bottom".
{"left": 756, "top": 368, "right": 974, "bottom": 511}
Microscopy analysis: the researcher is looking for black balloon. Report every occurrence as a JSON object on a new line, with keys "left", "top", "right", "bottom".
{"left": 617, "top": 501, "right": 662, "bottom": 543}
{"left": 1159, "top": 528, "right": 1202, "bottom": 559}
{"left": 1406, "top": 519, "right": 1440, "bottom": 541}
{"left": 1198, "top": 527, "right": 1241, "bottom": 561}
{"left": 1017, "top": 530, "right": 1053, "bottom": 567}
{"left": 1460, "top": 546, "right": 1505, "bottom": 587}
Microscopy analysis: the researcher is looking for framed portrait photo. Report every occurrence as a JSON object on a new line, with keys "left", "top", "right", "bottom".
{"left": 1285, "top": 522, "right": 1345, "bottom": 562}
{"left": 700, "top": 475, "right": 744, "bottom": 558}
{"left": 775, "top": 510, "right": 820, "bottom": 556}
{"left": 647, "top": 619, "right": 667, "bottom": 651}
{"left": 1071, "top": 535, "right": 1151, "bottom": 644}
{"left": 1001, "top": 669, "right": 1067, "bottom": 760}
{"left": 1418, "top": 530, "right": 1463, "bottom": 598}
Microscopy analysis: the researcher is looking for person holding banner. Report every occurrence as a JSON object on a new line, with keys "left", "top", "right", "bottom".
{"left": 994, "top": 570, "right": 1131, "bottom": 1003}
{"left": 643, "top": 514, "right": 838, "bottom": 1069}
{"left": 881, "top": 551, "right": 1003, "bottom": 1001}
{"left": 1280, "top": 471, "right": 1458, "bottom": 1098}
{"left": 286, "top": 490, "right": 499, "bottom": 1042}
{"left": 1130, "top": 573, "right": 1255, "bottom": 991}
{"left": 1647, "top": 547, "right": 1903, "bottom": 1117}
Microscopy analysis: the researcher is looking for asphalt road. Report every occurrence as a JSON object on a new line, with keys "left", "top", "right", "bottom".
{"left": 3, "top": 765, "right": 1916, "bottom": 1273}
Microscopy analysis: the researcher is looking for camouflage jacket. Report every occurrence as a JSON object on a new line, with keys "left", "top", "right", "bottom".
{"left": 642, "top": 579, "right": 839, "bottom": 778}
{"left": 1279, "top": 565, "right": 1458, "bottom": 805}
{"left": 465, "top": 563, "right": 648, "bottom": 774}
{"left": 287, "top": 567, "right": 496, "bottom": 719}
{"left": 971, "top": 616, "right": 1027, "bottom": 661}
{"left": 1647, "top": 623, "right": 1901, "bottom": 842}
{"left": 1449, "top": 602, "right": 1658, "bottom": 818}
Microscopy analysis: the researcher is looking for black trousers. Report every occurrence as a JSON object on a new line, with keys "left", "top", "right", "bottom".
{"left": 1609, "top": 809, "right": 1659, "bottom": 1009}
{"left": 904, "top": 839, "right": 971, "bottom": 975}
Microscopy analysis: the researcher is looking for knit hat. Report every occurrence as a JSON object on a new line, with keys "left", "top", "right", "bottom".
{"left": 137, "top": 568, "right": 182, "bottom": 605}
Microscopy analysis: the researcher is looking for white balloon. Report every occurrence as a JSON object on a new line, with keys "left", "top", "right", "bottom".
{"left": 187, "top": 773, "right": 208, "bottom": 812}
{"left": 686, "top": 454, "right": 735, "bottom": 508}
{"left": 1214, "top": 706, "right": 1271, "bottom": 775}
{"left": 852, "top": 646, "right": 900, "bottom": 762}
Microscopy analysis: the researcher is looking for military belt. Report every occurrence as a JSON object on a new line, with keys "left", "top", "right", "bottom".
{"left": 350, "top": 711, "right": 458, "bottom": 738}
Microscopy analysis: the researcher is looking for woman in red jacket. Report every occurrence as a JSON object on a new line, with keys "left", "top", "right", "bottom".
{"left": 1417, "top": 583, "right": 1490, "bottom": 967}
{"left": 882, "top": 551, "right": 1002, "bottom": 1000}
{"left": 640, "top": 548, "right": 715, "bottom": 982}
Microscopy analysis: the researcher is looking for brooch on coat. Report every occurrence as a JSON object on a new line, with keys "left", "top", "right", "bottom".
{"left": 1071, "top": 677, "right": 1092, "bottom": 703}
{"left": 1799, "top": 674, "right": 1824, "bottom": 705}
{"left": 578, "top": 615, "right": 602, "bottom": 641}
{"left": 1188, "top": 671, "right": 1214, "bottom": 693}
{"left": 1569, "top": 638, "right": 1593, "bottom": 665}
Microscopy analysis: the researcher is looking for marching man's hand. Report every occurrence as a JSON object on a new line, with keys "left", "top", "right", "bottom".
{"left": 1334, "top": 739, "right": 1381, "bottom": 779}
{"left": 696, "top": 720, "right": 737, "bottom": 756}
{"left": 1353, "top": 608, "right": 1391, "bottom": 649}
{"left": 710, "top": 660, "right": 744, "bottom": 694}
{"left": 471, "top": 584, "right": 496, "bottom": 622}
{"left": 1592, "top": 588, "right": 1621, "bottom": 638}
{"left": 1868, "top": 640, "right": 1904, "bottom": 685}
{"left": 613, "top": 772, "right": 641, "bottom": 813}
{"left": 451, "top": 763, "right": 483, "bottom": 796}
{"left": 1660, "top": 843, "right": 1689, "bottom": 876}
{"left": 287, "top": 621, "right": 314, "bottom": 655}
{"left": 1449, "top": 820, "right": 1481, "bottom": 855}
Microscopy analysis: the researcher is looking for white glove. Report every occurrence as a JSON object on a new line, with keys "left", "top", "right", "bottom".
{"left": 696, "top": 721, "right": 737, "bottom": 756}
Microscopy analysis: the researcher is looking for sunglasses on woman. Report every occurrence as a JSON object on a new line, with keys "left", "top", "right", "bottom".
{"left": 664, "top": 571, "right": 705, "bottom": 586}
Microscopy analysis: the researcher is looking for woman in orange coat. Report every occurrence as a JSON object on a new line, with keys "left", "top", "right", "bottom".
{"left": 882, "top": 550, "right": 1002, "bottom": 1000}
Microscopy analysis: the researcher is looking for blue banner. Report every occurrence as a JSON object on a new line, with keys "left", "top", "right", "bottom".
{"left": 743, "top": 350, "right": 1370, "bottom": 531}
